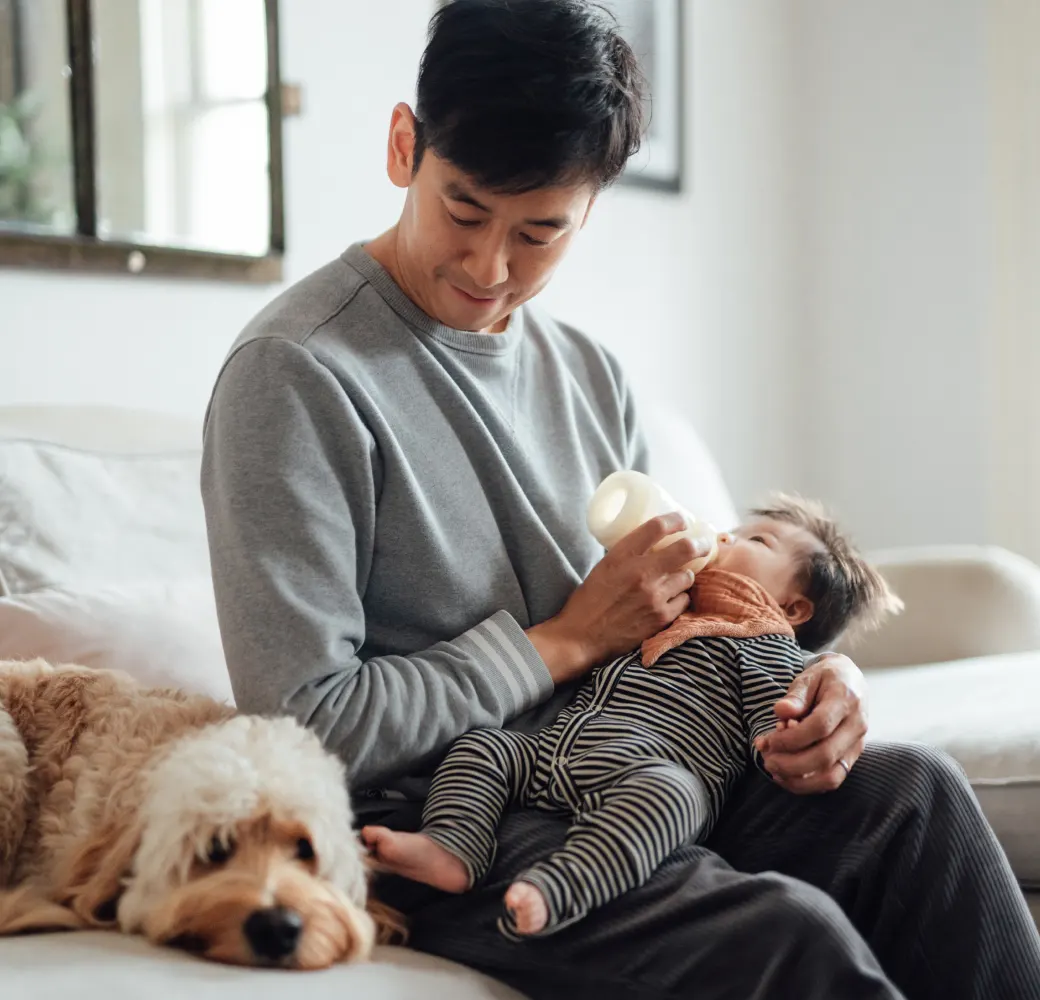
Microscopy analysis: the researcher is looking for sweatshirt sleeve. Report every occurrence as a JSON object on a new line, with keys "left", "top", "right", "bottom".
{"left": 737, "top": 637, "right": 805, "bottom": 776}
{"left": 201, "top": 338, "right": 553, "bottom": 790}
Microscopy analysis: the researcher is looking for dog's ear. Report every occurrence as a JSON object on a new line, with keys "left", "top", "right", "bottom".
{"left": 0, "top": 886, "right": 84, "bottom": 935}
{"left": 366, "top": 895, "right": 408, "bottom": 945}
{"left": 56, "top": 818, "right": 141, "bottom": 927}
{"left": 363, "top": 856, "right": 408, "bottom": 945}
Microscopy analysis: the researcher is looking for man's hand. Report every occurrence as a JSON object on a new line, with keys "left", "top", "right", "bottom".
{"left": 527, "top": 513, "right": 710, "bottom": 685}
{"left": 754, "top": 652, "right": 868, "bottom": 794}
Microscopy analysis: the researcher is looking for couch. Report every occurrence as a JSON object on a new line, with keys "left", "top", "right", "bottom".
{"left": 0, "top": 403, "right": 1036, "bottom": 999}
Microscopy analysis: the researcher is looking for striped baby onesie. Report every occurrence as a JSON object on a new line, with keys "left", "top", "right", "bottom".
{"left": 421, "top": 630, "right": 805, "bottom": 937}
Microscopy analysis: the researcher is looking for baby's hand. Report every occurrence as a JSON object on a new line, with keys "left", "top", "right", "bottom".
{"left": 756, "top": 717, "right": 799, "bottom": 754}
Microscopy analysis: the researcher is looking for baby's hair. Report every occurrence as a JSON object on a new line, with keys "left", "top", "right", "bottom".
{"left": 749, "top": 494, "right": 903, "bottom": 651}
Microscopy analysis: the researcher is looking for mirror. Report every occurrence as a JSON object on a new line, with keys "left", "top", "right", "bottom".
{"left": 0, "top": 0, "right": 284, "bottom": 281}
{"left": 93, "top": 0, "right": 271, "bottom": 255}
{"left": 0, "top": 0, "right": 77, "bottom": 234}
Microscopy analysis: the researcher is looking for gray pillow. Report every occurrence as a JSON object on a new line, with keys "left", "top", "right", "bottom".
{"left": 0, "top": 439, "right": 209, "bottom": 596}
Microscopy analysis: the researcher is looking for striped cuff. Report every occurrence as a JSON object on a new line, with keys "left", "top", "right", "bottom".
{"left": 457, "top": 610, "right": 554, "bottom": 717}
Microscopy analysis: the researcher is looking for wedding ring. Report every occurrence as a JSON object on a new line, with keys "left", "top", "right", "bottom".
{"left": 838, "top": 758, "right": 851, "bottom": 777}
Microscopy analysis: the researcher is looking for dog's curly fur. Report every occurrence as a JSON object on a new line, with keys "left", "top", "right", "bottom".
{"left": 0, "top": 658, "right": 398, "bottom": 969}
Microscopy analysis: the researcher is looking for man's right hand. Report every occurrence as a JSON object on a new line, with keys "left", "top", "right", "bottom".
{"left": 526, "top": 513, "right": 709, "bottom": 685}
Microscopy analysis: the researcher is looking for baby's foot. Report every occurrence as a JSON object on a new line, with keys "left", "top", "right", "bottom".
{"left": 504, "top": 881, "right": 549, "bottom": 935}
{"left": 360, "top": 827, "right": 470, "bottom": 893}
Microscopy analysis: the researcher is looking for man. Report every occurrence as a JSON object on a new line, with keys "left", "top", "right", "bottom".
{"left": 201, "top": 2, "right": 1040, "bottom": 998}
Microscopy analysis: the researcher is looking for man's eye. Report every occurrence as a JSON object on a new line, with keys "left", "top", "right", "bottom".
{"left": 521, "top": 233, "right": 550, "bottom": 247}
{"left": 449, "top": 213, "right": 480, "bottom": 228}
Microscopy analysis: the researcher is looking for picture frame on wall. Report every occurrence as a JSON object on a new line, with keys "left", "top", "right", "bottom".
{"left": 602, "top": 0, "right": 684, "bottom": 193}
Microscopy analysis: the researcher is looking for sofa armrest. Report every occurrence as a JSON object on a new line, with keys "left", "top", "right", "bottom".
{"left": 839, "top": 545, "right": 1040, "bottom": 669}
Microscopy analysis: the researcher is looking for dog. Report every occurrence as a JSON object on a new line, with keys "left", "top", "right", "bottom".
{"left": 0, "top": 658, "right": 398, "bottom": 969}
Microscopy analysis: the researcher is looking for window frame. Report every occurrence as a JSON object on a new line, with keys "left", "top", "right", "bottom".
{"left": 0, "top": 0, "right": 285, "bottom": 283}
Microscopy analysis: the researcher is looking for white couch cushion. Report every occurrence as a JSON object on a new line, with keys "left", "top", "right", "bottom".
{"left": 866, "top": 652, "right": 1040, "bottom": 885}
{"left": 642, "top": 403, "right": 739, "bottom": 531}
{"left": 0, "top": 404, "right": 201, "bottom": 454}
{"left": 0, "top": 439, "right": 209, "bottom": 595}
{"left": 845, "top": 546, "right": 1040, "bottom": 669}
{"left": 0, "top": 934, "right": 526, "bottom": 1000}
{"left": 0, "top": 579, "right": 233, "bottom": 702}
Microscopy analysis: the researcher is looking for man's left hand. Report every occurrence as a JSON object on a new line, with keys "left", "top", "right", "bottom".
{"left": 754, "top": 653, "right": 868, "bottom": 794}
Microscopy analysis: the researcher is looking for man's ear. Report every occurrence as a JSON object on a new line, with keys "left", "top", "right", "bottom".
{"left": 55, "top": 818, "right": 141, "bottom": 927}
{"left": 784, "top": 596, "right": 814, "bottom": 628}
{"left": 386, "top": 102, "right": 419, "bottom": 188}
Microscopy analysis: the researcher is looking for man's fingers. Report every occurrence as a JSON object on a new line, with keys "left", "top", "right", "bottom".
{"left": 772, "top": 769, "right": 842, "bottom": 795}
{"left": 763, "top": 710, "right": 861, "bottom": 776}
{"left": 662, "top": 588, "right": 692, "bottom": 621}
{"left": 761, "top": 714, "right": 865, "bottom": 781}
{"left": 653, "top": 534, "right": 712, "bottom": 574}
{"left": 773, "top": 670, "right": 822, "bottom": 722}
{"left": 660, "top": 569, "right": 696, "bottom": 600}
{"left": 773, "top": 735, "right": 866, "bottom": 795}
{"left": 843, "top": 735, "right": 866, "bottom": 771}
{"left": 613, "top": 512, "right": 687, "bottom": 557}
{"left": 759, "top": 697, "right": 843, "bottom": 755}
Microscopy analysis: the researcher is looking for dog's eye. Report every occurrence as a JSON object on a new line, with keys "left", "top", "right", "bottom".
{"left": 93, "top": 895, "right": 120, "bottom": 924}
{"left": 296, "top": 837, "right": 315, "bottom": 862}
{"left": 206, "top": 836, "right": 235, "bottom": 865}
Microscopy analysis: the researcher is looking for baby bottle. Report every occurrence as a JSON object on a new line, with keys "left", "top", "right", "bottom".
{"left": 586, "top": 470, "right": 720, "bottom": 573}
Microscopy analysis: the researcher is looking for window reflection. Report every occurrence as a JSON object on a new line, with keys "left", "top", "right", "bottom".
{"left": 93, "top": 0, "right": 271, "bottom": 255}
{"left": 0, "top": 0, "right": 76, "bottom": 234}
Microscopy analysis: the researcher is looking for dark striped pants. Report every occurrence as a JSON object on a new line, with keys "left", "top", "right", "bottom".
{"left": 421, "top": 727, "right": 710, "bottom": 936}
{"left": 373, "top": 743, "right": 1040, "bottom": 1000}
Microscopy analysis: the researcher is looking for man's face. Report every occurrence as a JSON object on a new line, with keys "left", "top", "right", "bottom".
{"left": 395, "top": 149, "right": 595, "bottom": 332}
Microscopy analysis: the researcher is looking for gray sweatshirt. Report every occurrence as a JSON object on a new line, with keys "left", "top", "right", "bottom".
{"left": 201, "top": 244, "right": 647, "bottom": 794}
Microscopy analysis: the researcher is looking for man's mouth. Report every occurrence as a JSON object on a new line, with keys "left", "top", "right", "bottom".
{"left": 450, "top": 284, "right": 500, "bottom": 306}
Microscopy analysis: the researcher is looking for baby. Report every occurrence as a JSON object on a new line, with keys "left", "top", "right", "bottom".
{"left": 363, "top": 495, "right": 901, "bottom": 938}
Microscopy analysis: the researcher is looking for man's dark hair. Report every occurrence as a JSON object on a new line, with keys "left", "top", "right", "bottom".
{"left": 414, "top": 0, "right": 647, "bottom": 193}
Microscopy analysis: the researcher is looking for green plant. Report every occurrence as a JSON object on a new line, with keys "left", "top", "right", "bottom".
{"left": 0, "top": 91, "right": 55, "bottom": 224}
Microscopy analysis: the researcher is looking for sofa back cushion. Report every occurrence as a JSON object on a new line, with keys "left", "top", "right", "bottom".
{"left": 0, "top": 406, "right": 208, "bottom": 595}
{"left": 0, "top": 578, "right": 232, "bottom": 702}
{"left": 642, "top": 403, "right": 739, "bottom": 531}
{"left": 0, "top": 403, "right": 737, "bottom": 596}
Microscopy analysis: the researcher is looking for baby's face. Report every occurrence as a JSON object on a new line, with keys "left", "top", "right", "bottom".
{"left": 714, "top": 517, "right": 820, "bottom": 613}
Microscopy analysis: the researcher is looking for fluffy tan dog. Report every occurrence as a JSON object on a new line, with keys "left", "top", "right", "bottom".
{"left": 0, "top": 658, "right": 393, "bottom": 969}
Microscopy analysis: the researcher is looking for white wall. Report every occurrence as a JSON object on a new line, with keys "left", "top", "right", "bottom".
{"left": 0, "top": 1, "right": 427, "bottom": 418}
{"left": 985, "top": 0, "right": 1040, "bottom": 564}
{"left": 794, "top": 0, "right": 992, "bottom": 550}
{"left": 543, "top": 1, "right": 803, "bottom": 510}
{"left": 5, "top": 0, "right": 1010, "bottom": 556}
{"left": 0, "top": 1, "right": 802, "bottom": 516}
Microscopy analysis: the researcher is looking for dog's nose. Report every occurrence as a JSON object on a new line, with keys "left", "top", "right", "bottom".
{"left": 243, "top": 906, "right": 303, "bottom": 961}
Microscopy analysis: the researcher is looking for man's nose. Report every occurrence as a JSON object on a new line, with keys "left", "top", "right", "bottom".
{"left": 462, "top": 234, "right": 509, "bottom": 290}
